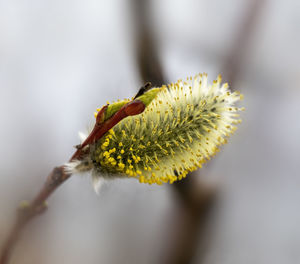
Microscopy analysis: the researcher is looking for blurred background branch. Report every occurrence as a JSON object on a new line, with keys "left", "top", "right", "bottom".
{"left": 222, "top": 0, "right": 265, "bottom": 88}
{"left": 133, "top": 0, "right": 166, "bottom": 87}
{"left": 133, "top": 0, "right": 264, "bottom": 263}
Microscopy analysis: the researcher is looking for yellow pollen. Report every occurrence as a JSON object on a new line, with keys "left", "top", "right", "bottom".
{"left": 118, "top": 163, "right": 125, "bottom": 169}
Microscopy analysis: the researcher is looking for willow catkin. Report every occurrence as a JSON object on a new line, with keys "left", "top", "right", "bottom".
{"left": 66, "top": 73, "right": 243, "bottom": 187}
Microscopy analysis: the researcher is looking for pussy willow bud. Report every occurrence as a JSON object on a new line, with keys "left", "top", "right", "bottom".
{"left": 66, "top": 73, "right": 243, "bottom": 188}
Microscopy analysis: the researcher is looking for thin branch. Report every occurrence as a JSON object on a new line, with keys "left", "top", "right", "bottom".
{"left": 0, "top": 166, "right": 70, "bottom": 264}
{"left": 0, "top": 98, "right": 147, "bottom": 264}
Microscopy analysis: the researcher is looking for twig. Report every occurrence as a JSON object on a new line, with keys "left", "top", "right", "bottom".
{"left": 0, "top": 166, "right": 70, "bottom": 264}
{"left": 0, "top": 98, "right": 147, "bottom": 264}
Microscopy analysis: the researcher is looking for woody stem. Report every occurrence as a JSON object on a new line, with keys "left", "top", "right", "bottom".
{"left": 0, "top": 166, "right": 70, "bottom": 264}
{"left": 0, "top": 99, "right": 146, "bottom": 264}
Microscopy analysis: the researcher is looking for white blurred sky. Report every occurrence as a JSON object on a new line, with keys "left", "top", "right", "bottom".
{"left": 0, "top": 1, "right": 300, "bottom": 264}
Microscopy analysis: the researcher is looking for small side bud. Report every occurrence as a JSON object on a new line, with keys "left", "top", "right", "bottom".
{"left": 19, "top": 200, "right": 30, "bottom": 210}
{"left": 96, "top": 105, "right": 108, "bottom": 125}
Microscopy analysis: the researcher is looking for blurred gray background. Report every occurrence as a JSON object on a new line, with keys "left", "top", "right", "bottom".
{"left": 0, "top": 0, "right": 300, "bottom": 263}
